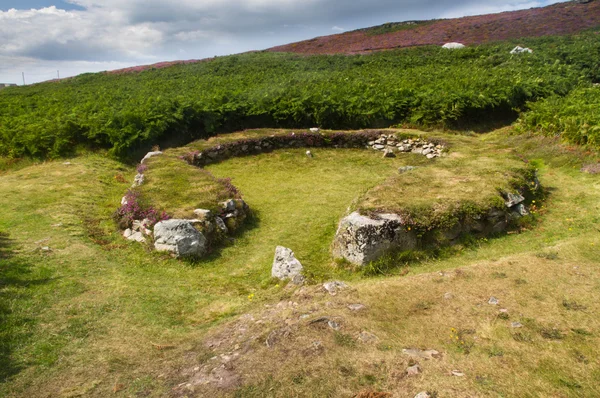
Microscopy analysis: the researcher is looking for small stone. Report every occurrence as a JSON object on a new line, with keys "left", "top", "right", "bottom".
{"left": 426, "top": 154, "right": 435, "bottom": 159}
{"left": 193, "top": 209, "right": 213, "bottom": 221}
{"left": 348, "top": 304, "right": 366, "bottom": 311}
{"left": 444, "top": 292, "right": 454, "bottom": 300}
{"left": 399, "top": 166, "right": 416, "bottom": 174}
{"left": 414, "top": 392, "right": 431, "bottom": 398}
{"left": 41, "top": 246, "right": 51, "bottom": 252}
{"left": 215, "top": 217, "right": 228, "bottom": 234}
{"left": 499, "top": 308, "right": 508, "bottom": 313}
{"left": 323, "top": 281, "right": 348, "bottom": 295}
{"left": 504, "top": 193, "right": 525, "bottom": 208}
{"left": 451, "top": 370, "right": 465, "bottom": 377}
{"left": 373, "top": 144, "right": 385, "bottom": 150}
{"left": 327, "top": 320, "right": 341, "bottom": 330}
{"left": 63, "top": 161, "right": 72, "bottom": 165}
{"left": 382, "top": 149, "right": 396, "bottom": 158}
{"left": 488, "top": 296, "right": 499, "bottom": 305}
{"left": 422, "top": 148, "right": 433, "bottom": 155}
{"left": 511, "top": 322, "right": 523, "bottom": 328}
{"left": 358, "top": 331, "right": 378, "bottom": 343}
{"left": 132, "top": 173, "right": 145, "bottom": 187}
{"left": 513, "top": 203, "right": 529, "bottom": 217}
{"left": 306, "top": 150, "right": 313, "bottom": 158}
{"left": 220, "top": 199, "right": 236, "bottom": 212}
{"left": 402, "top": 348, "right": 440, "bottom": 360}
{"left": 406, "top": 364, "right": 421, "bottom": 377}
{"left": 368, "top": 141, "right": 376, "bottom": 146}
{"left": 310, "top": 127, "right": 320, "bottom": 133}
{"left": 140, "top": 151, "right": 162, "bottom": 164}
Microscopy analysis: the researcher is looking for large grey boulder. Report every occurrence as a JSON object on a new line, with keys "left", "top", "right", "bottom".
{"left": 272, "top": 246, "right": 304, "bottom": 282}
{"left": 154, "top": 219, "right": 207, "bottom": 258}
{"left": 332, "top": 212, "right": 416, "bottom": 266}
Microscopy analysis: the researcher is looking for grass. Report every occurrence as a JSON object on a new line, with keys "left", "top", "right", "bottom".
{"left": 0, "top": 128, "right": 599, "bottom": 397}
{"left": 356, "top": 130, "right": 535, "bottom": 223}
{"left": 139, "top": 154, "right": 232, "bottom": 218}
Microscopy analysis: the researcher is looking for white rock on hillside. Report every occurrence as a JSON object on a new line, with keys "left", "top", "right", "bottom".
{"left": 272, "top": 246, "right": 304, "bottom": 282}
{"left": 442, "top": 42, "right": 466, "bottom": 49}
{"left": 140, "top": 151, "right": 162, "bottom": 164}
{"left": 154, "top": 219, "right": 207, "bottom": 258}
{"left": 332, "top": 212, "right": 416, "bottom": 266}
{"left": 510, "top": 46, "right": 533, "bottom": 54}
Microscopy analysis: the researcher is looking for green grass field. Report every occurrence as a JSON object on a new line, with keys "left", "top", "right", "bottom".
{"left": 1, "top": 128, "right": 599, "bottom": 397}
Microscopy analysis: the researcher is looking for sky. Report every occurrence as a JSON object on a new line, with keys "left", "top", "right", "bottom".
{"left": 0, "top": 0, "right": 565, "bottom": 84}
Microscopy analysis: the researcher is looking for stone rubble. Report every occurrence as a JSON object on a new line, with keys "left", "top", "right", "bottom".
{"left": 368, "top": 135, "right": 445, "bottom": 159}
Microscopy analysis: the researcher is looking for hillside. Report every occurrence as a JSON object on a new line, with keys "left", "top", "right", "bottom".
{"left": 269, "top": 0, "right": 600, "bottom": 55}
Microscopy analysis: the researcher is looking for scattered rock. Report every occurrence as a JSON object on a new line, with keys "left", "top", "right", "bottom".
{"left": 451, "top": 370, "right": 465, "bottom": 377}
{"left": 414, "top": 392, "right": 432, "bottom": 398}
{"left": 132, "top": 173, "right": 144, "bottom": 187}
{"left": 382, "top": 149, "right": 396, "bottom": 158}
{"left": 373, "top": 144, "right": 386, "bottom": 150}
{"left": 504, "top": 193, "right": 525, "bottom": 208}
{"left": 444, "top": 292, "right": 454, "bottom": 300}
{"left": 488, "top": 296, "right": 499, "bottom": 305}
{"left": 140, "top": 151, "right": 162, "bottom": 164}
{"left": 399, "top": 166, "right": 417, "bottom": 173}
{"left": 328, "top": 320, "right": 341, "bottom": 331}
{"left": 272, "top": 246, "right": 304, "bottom": 282}
{"left": 510, "top": 46, "right": 533, "bottom": 54}
{"left": 511, "top": 322, "right": 523, "bottom": 328}
{"left": 193, "top": 209, "right": 213, "bottom": 221}
{"left": 124, "top": 228, "right": 146, "bottom": 243}
{"left": 153, "top": 219, "right": 207, "bottom": 258}
{"left": 41, "top": 246, "right": 52, "bottom": 252}
{"left": 442, "top": 42, "right": 466, "bottom": 49}
{"left": 63, "top": 161, "right": 72, "bottom": 166}
{"left": 306, "top": 150, "right": 313, "bottom": 158}
{"left": 358, "top": 331, "right": 379, "bottom": 344}
{"left": 310, "top": 127, "right": 320, "bottom": 133}
{"left": 215, "top": 216, "right": 228, "bottom": 234}
{"left": 402, "top": 348, "right": 441, "bottom": 360}
{"left": 512, "top": 203, "right": 529, "bottom": 217}
{"left": 220, "top": 199, "right": 236, "bottom": 212}
{"left": 323, "top": 281, "right": 348, "bottom": 295}
{"left": 348, "top": 303, "right": 366, "bottom": 311}
{"left": 406, "top": 364, "right": 421, "bottom": 377}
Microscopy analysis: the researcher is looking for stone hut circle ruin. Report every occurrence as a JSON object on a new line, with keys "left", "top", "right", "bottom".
{"left": 116, "top": 128, "right": 541, "bottom": 271}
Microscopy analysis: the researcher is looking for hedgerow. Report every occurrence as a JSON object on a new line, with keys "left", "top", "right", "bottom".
{"left": 0, "top": 31, "right": 598, "bottom": 159}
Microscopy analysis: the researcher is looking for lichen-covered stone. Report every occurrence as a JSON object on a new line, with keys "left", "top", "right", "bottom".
{"left": 272, "top": 246, "right": 304, "bottom": 281}
{"left": 332, "top": 212, "right": 416, "bottom": 266}
{"left": 154, "top": 219, "right": 206, "bottom": 258}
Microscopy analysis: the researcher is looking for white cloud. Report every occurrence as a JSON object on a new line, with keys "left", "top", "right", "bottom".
{"left": 0, "top": 0, "right": 567, "bottom": 84}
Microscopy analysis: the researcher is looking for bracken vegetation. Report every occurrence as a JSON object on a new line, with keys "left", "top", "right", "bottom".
{"left": 1, "top": 31, "right": 599, "bottom": 159}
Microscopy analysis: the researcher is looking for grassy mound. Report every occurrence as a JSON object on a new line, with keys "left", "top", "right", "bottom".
{"left": 356, "top": 131, "right": 537, "bottom": 228}
{"left": 137, "top": 154, "right": 235, "bottom": 219}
